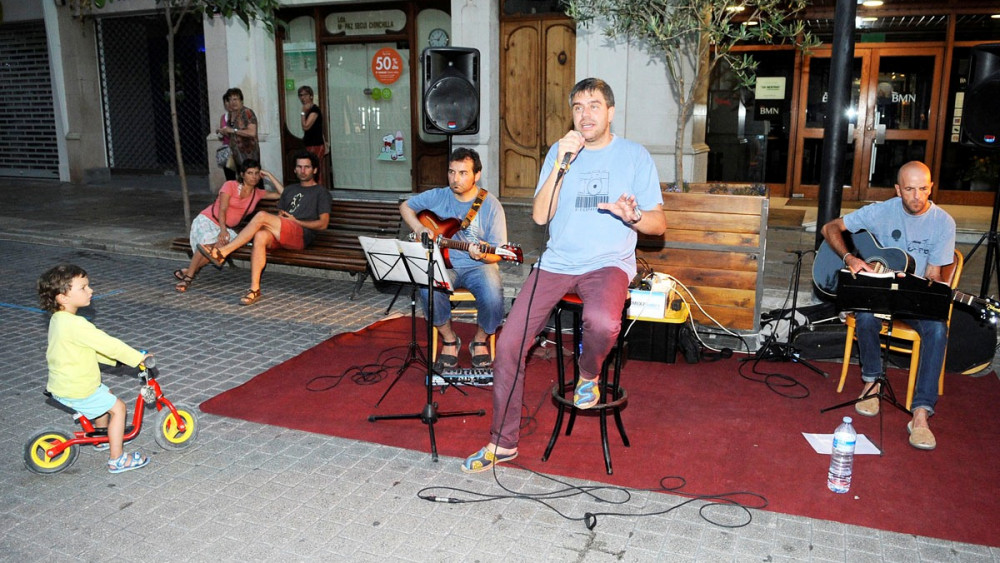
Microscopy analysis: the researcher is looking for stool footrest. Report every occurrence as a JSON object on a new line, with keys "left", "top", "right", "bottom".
{"left": 550, "top": 383, "right": 628, "bottom": 410}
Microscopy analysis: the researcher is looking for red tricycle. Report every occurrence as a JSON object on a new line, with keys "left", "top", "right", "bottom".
{"left": 23, "top": 356, "right": 199, "bottom": 474}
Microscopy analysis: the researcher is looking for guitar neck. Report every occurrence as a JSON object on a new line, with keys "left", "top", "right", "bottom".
{"left": 439, "top": 238, "right": 496, "bottom": 255}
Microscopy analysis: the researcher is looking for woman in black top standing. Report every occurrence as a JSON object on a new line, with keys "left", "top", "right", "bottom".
{"left": 298, "top": 85, "right": 328, "bottom": 187}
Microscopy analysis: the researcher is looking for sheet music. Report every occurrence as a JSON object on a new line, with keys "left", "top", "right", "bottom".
{"left": 359, "top": 236, "right": 411, "bottom": 284}
{"left": 359, "top": 236, "right": 453, "bottom": 291}
{"left": 399, "top": 240, "right": 452, "bottom": 292}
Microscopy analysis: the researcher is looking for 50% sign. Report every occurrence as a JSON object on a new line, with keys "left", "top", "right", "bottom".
{"left": 371, "top": 47, "right": 403, "bottom": 85}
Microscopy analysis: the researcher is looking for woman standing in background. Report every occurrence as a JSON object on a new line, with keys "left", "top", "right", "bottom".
{"left": 298, "top": 85, "right": 328, "bottom": 186}
{"left": 216, "top": 88, "right": 259, "bottom": 173}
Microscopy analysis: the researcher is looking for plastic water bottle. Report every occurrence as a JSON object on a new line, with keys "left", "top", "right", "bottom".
{"left": 827, "top": 416, "right": 857, "bottom": 493}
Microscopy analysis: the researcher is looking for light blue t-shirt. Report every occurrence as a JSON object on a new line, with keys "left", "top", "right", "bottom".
{"left": 842, "top": 197, "right": 955, "bottom": 277}
{"left": 535, "top": 135, "right": 662, "bottom": 278}
{"left": 404, "top": 186, "right": 507, "bottom": 270}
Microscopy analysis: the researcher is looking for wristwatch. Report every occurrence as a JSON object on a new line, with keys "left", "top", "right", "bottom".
{"left": 629, "top": 207, "right": 643, "bottom": 225}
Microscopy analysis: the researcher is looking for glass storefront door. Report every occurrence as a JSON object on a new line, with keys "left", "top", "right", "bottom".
{"left": 794, "top": 47, "right": 942, "bottom": 200}
{"left": 326, "top": 43, "right": 412, "bottom": 191}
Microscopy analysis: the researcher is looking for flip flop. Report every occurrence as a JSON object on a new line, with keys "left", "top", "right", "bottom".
{"left": 461, "top": 446, "right": 518, "bottom": 473}
{"left": 172, "top": 269, "right": 188, "bottom": 281}
{"left": 197, "top": 243, "right": 225, "bottom": 267}
{"left": 574, "top": 378, "right": 600, "bottom": 409}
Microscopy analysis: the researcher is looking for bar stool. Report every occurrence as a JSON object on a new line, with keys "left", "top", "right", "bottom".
{"left": 542, "top": 293, "right": 630, "bottom": 474}
{"left": 430, "top": 288, "right": 495, "bottom": 363}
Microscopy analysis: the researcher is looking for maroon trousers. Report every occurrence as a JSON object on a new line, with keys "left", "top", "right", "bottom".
{"left": 490, "top": 266, "right": 629, "bottom": 449}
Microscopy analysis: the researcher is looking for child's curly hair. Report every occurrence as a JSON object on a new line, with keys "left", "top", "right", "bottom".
{"left": 38, "top": 264, "right": 87, "bottom": 313}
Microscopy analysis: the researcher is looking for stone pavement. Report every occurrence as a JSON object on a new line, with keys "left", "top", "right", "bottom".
{"left": 1, "top": 177, "right": 998, "bottom": 561}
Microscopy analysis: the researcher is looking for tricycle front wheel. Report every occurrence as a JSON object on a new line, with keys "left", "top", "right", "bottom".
{"left": 155, "top": 405, "right": 199, "bottom": 450}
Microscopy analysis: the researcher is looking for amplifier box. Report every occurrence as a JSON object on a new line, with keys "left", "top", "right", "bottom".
{"left": 626, "top": 320, "right": 676, "bottom": 363}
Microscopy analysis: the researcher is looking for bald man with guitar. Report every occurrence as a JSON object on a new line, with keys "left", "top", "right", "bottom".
{"left": 400, "top": 148, "right": 511, "bottom": 371}
{"left": 820, "top": 160, "right": 956, "bottom": 451}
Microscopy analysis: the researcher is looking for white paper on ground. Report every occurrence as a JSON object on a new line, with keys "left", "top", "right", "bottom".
{"left": 803, "top": 433, "right": 881, "bottom": 455}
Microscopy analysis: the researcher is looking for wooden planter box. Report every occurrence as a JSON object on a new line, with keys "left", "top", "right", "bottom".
{"left": 636, "top": 184, "right": 768, "bottom": 332}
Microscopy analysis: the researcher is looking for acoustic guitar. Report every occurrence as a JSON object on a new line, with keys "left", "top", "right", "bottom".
{"left": 813, "top": 230, "right": 914, "bottom": 298}
{"left": 814, "top": 230, "right": 999, "bottom": 323}
{"left": 411, "top": 210, "right": 523, "bottom": 268}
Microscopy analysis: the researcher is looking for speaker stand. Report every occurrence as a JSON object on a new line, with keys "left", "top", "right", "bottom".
{"left": 964, "top": 171, "right": 1000, "bottom": 299}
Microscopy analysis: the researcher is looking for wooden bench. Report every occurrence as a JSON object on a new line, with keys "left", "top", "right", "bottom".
{"left": 170, "top": 196, "right": 403, "bottom": 298}
{"left": 635, "top": 186, "right": 768, "bottom": 332}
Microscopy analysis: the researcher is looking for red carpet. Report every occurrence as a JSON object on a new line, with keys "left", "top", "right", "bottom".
{"left": 200, "top": 317, "right": 1000, "bottom": 547}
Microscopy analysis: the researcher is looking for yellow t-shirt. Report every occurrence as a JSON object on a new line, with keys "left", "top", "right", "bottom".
{"left": 46, "top": 311, "right": 145, "bottom": 399}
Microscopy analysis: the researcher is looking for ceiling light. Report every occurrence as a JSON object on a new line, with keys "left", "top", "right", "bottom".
{"left": 861, "top": 1, "right": 883, "bottom": 7}
{"left": 860, "top": 16, "right": 878, "bottom": 22}
{"left": 992, "top": 14, "right": 1000, "bottom": 19}
{"left": 726, "top": 5, "right": 746, "bottom": 13}
{"left": 744, "top": 20, "right": 759, "bottom": 26}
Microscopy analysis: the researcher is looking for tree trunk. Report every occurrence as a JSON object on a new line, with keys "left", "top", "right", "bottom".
{"left": 165, "top": 4, "right": 192, "bottom": 231}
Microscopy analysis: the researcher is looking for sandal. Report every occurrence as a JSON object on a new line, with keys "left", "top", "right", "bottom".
{"left": 173, "top": 269, "right": 188, "bottom": 281}
{"left": 469, "top": 340, "right": 492, "bottom": 369}
{"left": 433, "top": 336, "right": 460, "bottom": 372}
{"left": 461, "top": 446, "right": 518, "bottom": 474}
{"left": 108, "top": 451, "right": 149, "bottom": 474}
{"left": 197, "top": 243, "right": 226, "bottom": 267}
{"left": 240, "top": 288, "right": 262, "bottom": 306}
{"left": 174, "top": 274, "right": 194, "bottom": 293}
{"left": 574, "top": 377, "right": 601, "bottom": 409}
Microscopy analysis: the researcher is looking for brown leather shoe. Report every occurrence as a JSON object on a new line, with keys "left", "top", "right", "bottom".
{"left": 907, "top": 421, "right": 936, "bottom": 450}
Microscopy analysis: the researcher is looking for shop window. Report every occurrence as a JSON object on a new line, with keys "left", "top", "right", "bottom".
{"left": 707, "top": 51, "right": 795, "bottom": 184}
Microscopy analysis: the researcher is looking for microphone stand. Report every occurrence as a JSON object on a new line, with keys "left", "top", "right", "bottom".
{"left": 757, "top": 249, "right": 828, "bottom": 378}
{"left": 368, "top": 234, "right": 484, "bottom": 461}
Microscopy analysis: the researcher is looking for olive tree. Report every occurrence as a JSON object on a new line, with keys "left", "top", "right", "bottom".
{"left": 563, "top": 0, "right": 818, "bottom": 184}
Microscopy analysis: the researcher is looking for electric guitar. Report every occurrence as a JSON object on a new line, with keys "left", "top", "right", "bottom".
{"left": 411, "top": 210, "right": 523, "bottom": 268}
{"left": 815, "top": 230, "right": 1000, "bottom": 323}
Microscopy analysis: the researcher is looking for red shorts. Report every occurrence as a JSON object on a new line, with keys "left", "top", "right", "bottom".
{"left": 266, "top": 217, "right": 306, "bottom": 250}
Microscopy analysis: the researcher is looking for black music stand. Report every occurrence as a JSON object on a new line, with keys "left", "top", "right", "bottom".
{"left": 361, "top": 236, "right": 485, "bottom": 461}
{"left": 821, "top": 270, "right": 951, "bottom": 451}
{"left": 360, "top": 236, "right": 430, "bottom": 385}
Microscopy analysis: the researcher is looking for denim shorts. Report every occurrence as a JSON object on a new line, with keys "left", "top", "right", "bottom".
{"left": 53, "top": 383, "right": 117, "bottom": 419}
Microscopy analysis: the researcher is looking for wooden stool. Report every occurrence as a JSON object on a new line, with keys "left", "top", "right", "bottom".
{"left": 430, "top": 288, "right": 496, "bottom": 362}
{"left": 542, "top": 293, "right": 630, "bottom": 475}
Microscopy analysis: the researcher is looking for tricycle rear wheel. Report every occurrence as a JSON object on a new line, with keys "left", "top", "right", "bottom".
{"left": 24, "top": 429, "right": 79, "bottom": 474}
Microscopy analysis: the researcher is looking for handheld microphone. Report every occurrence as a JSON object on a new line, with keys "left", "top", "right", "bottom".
{"left": 559, "top": 151, "right": 574, "bottom": 172}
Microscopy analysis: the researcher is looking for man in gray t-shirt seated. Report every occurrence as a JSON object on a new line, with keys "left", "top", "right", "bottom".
{"left": 200, "top": 151, "right": 331, "bottom": 306}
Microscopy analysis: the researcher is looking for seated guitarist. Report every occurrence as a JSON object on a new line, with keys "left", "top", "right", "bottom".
{"left": 820, "top": 160, "right": 956, "bottom": 451}
{"left": 399, "top": 148, "right": 507, "bottom": 371}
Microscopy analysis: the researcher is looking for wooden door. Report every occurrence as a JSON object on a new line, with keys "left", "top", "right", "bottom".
{"left": 500, "top": 18, "right": 575, "bottom": 199}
